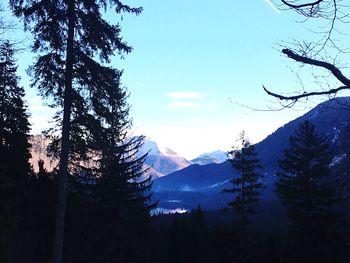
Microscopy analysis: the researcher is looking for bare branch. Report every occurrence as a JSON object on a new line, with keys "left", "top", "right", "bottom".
{"left": 264, "top": 1, "right": 350, "bottom": 104}
{"left": 281, "top": 0, "right": 324, "bottom": 9}
{"left": 263, "top": 84, "right": 349, "bottom": 100}
{"left": 282, "top": 48, "right": 350, "bottom": 86}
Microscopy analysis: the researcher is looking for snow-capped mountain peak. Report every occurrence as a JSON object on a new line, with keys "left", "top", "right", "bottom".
{"left": 138, "top": 137, "right": 191, "bottom": 178}
{"left": 191, "top": 150, "right": 227, "bottom": 165}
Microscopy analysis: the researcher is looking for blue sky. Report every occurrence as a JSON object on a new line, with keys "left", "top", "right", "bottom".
{"left": 10, "top": 0, "right": 350, "bottom": 159}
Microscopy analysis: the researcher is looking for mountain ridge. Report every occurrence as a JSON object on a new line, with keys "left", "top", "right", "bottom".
{"left": 153, "top": 97, "right": 350, "bottom": 210}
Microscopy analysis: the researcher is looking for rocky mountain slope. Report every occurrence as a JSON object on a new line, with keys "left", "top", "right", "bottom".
{"left": 137, "top": 137, "right": 192, "bottom": 179}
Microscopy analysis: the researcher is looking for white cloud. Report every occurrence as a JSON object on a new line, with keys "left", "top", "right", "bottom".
{"left": 164, "top": 91, "right": 206, "bottom": 109}
{"left": 167, "top": 91, "right": 206, "bottom": 100}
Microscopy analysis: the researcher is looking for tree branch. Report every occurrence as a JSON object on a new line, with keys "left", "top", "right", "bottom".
{"left": 280, "top": 0, "right": 324, "bottom": 9}
{"left": 266, "top": 1, "right": 350, "bottom": 103}
{"left": 282, "top": 48, "right": 350, "bottom": 86}
{"left": 263, "top": 85, "right": 349, "bottom": 101}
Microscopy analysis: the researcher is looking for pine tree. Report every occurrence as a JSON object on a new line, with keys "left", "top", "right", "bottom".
{"left": 275, "top": 120, "right": 346, "bottom": 262}
{"left": 0, "top": 41, "right": 31, "bottom": 178}
{"left": 223, "top": 131, "right": 263, "bottom": 224}
{"left": 87, "top": 71, "right": 155, "bottom": 262}
{"left": 0, "top": 41, "right": 31, "bottom": 262}
{"left": 87, "top": 136, "right": 155, "bottom": 263}
{"left": 97, "top": 136, "right": 154, "bottom": 224}
{"left": 9, "top": 1, "right": 142, "bottom": 262}
{"left": 49, "top": 68, "right": 155, "bottom": 262}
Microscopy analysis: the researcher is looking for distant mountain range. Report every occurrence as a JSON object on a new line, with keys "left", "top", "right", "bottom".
{"left": 153, "top": 97, "right": 350, "bottom": 210}
{"left": 139, "top": 137, "right": 227, "bottom": 179}
{"left": 29, "top": 135, "right": 227, "bottom": 178}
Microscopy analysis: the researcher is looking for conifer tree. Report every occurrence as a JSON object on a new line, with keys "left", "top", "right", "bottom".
{"left": 0, "top": 40, "right": 31, "bottom": 262}
{"left": 60, "top": 69, "right": 154, "bottom": 262}
{"left": 276, "top": 120, "right": 346, "bottom": 261}
{"left": 86, "top": 136, "right": 154, "bottom": 263}
{"left": 97, "top": 132, "right": 154, "bottom": 224}
{"left": 84, "top": 71, "right": 155, "bottom": 262}
{"left": 9, "top": 1, "right": 142, "bottom": 262}
{"left": 223, "top": 131, "right": 263, "bottom": 224}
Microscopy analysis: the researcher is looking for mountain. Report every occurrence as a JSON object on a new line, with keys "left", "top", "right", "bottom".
{"left": 29, "top": 135, "right": 192, "bottom": 179}
{"left": 139, "top": 137, "right": 191, "bottom": 179}
{"left": 153, "top": 97, "right": 350, "bottom": 210}
{"left": 29, "top": 135, "right": 57, "bottom": 172}
{"left": 153, "top": 162, "right": 232, "bottom": 192}
{"left": 191, "top": 150, "right": 227, "bottom": 165}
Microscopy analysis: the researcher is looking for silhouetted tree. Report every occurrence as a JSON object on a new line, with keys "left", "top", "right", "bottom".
{"left": 165, "top": 207, "right": 211, "bottom": 263}
{"left": 57, "top": 70, "right": 155, "bottom": 262}
{"left": 223, "top": 131, "right": 264, "bottom": 224}
{"left": 187, "top": 206, "right": 210, "bottom": 263}
{"left": 276, "top": 120, "right": 346, "bottom": 262}
{"left": 211, "top": 223, "right": 239, "bottom": 263}
{"left": 25, "top": 160, "right": 56, "bottom": 263}
{"left": 0, "top": 40, "right": 31, "bottom": 263}
{"left": 87, "top": 79, "right": 155, "bottom": 262}
{"left": 9, "top": 1, "right": 142, "bottom": 262}
{"left": 165, "top": 214, "right": 189, "bottom": 263}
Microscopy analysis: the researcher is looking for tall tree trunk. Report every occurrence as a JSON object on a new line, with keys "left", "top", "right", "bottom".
{"left": 52, "top": 0, "right": 75, "bottom": 262}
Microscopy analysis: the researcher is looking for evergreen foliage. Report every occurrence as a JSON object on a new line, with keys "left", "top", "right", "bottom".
{"left": 276, "top": 120, "right": 347, "bottom": 262}
{"left": 58, "top": 62, "right": 155, "bottom": 263}
{"left": 0, "top": 41, "right": 31, "bottom": 178}
{"left": 91, "top": 70, "right": 155, "bottom": 224}
{"left": 9, "top": 1, "right": 143, "bottom": 262}
{"left": 224, "top": 131, "right": 264, "bottom": 223}
{"left": 0, "top": 40, "right": 31, "bottom": 262}
{"left": 165, "top": 207, "right": 211, "bottom": 263}
{"left": 21, "top": 161, "right": 56, "bottom": 263}
{"left": 97, "top": 136, "right": 155, "bottom": 223}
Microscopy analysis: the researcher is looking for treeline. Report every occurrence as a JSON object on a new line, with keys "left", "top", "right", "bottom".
{"left": 1, "top": 159, "right": 155, "bottom": 263}
{"left": 152, "top": 203, "right": 349, "bottom": 263}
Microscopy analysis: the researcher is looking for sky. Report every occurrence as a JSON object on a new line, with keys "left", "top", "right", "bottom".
{"left": 7, "top": 0, "right": 350, "bottom": 159}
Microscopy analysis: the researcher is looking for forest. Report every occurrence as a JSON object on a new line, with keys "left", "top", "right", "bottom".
{"left": 1, "top": 0, "right": 350, "bottom": 263}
